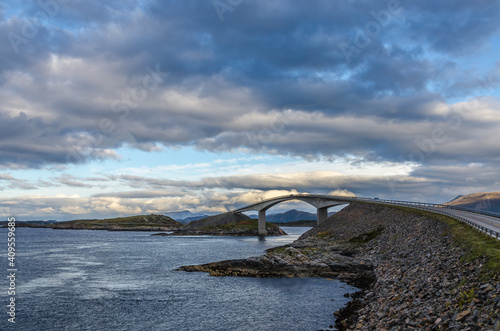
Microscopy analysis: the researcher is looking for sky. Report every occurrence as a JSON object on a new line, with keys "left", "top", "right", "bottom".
{"left": 1, "top": 0, "right": 500, "bottom": 221}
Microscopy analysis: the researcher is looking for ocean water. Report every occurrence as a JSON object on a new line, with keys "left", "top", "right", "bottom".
{"left": 0, "top": 227, "right": 357, "bottom": 331}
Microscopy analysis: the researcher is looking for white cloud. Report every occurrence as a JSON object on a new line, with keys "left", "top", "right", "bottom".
{"left": 328, "top": 189, "right": 356, "bottom": 197}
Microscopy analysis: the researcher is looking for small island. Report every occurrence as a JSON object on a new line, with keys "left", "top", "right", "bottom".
{"left": 153, "top": 212, "right": 287, "bottom": 236}
{"left": 16, "top": 214, "right": 183, "bottom": 231}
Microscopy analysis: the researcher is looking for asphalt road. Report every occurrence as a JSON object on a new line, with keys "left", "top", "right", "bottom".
{"left": 424, "top": 206, "right": 500, "bottom": 236}
{"left": 374, "top": 200, "right": 500, "bottom": 239}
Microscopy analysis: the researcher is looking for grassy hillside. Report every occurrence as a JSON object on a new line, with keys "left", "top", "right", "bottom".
{"left": 403, "top": 207, "right": 500, "bottom": 276}
{"left": 180, "top": 212, "right": 287, "bottom": 236}
{"left": 184, "top": 212, "right": 251, "bottom": 229}
{"left": 199, "top": 219, "right": 282, "bottom": 232}
{"left": 52, "top": 214, "right": 182, "bottom": 230}
{"left": 445, "top": 192, "right": 500, "bottom": 213}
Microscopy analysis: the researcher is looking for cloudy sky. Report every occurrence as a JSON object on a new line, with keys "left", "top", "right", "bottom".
{"left": 1, "top": 0, "right": 500, "bottom": 220}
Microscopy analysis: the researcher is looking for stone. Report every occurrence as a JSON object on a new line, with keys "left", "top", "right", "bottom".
{"left": 493, "top": 320, "right": 500, "bottom": 331}
{"left": 454, "top": 309, "right": 470, "bottom": 322}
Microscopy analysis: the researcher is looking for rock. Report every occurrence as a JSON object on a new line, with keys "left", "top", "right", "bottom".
{"left": 454, "top": 310, "right": 470, "bottom": 321}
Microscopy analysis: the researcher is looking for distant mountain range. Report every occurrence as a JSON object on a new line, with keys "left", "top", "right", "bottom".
{"left": 165, "top": 210, "right": 214, "bottom": 224}
{"left": 167, "top": 209, "right": 333, "bottom": 224}
{"left": 444, "top": 192, "right": 500, "bottom": 213}
{"left": 264, "top": 209, "right": 317, "bottom": 223}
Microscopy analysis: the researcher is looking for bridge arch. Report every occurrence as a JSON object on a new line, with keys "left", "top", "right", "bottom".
{"left": 232, "top": 194, "right": 355, "bottom": 236}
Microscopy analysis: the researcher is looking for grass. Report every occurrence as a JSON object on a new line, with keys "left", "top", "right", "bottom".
{"left": 270, "top": 247, "right": 287, "bottom": 254}
{"left": 315, "top": 231, "right": 333, "bottom": 238}
{"left": 57, "top": 214, "right": 179, "bottom": 228}
{"left": 442, "top": 216, "right": 500, "bottom": 277}
{"left": 458, "top": 288, "right": 475, "bottom": 310}
{"left": 389, "top": 205, "right": 500, "bottom": 276}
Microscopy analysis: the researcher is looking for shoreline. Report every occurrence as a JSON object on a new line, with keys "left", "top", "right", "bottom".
{"left": 179, "top": 202, "right": 500, "bottom": 330}
{"left": 6, "top": 224, "right": 181, "bottom": 231}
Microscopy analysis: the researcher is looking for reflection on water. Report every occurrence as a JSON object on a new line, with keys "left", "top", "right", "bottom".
{"left": 0, "top": 227, "right": 357, "bottom": 331}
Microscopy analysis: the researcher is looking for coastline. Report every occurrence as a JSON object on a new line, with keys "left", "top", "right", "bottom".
{"left": 155, "top": 225, "right": 287, "bottom": 236}
{"left": 179, "top": 202, "right": 500, "bottom": 330}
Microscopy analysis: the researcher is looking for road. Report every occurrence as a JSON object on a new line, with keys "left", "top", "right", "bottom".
{"left": 424, "top": 206, "right": 500, "bottom": 236}
{"left": 371, "top": 200, "right": 500, "bottom": 240}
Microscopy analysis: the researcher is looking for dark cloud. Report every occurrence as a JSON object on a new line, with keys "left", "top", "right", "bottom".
{"left": 1, "top": 0, "right": 499, "bottom": 208}
{"left": 104, "top": 170, "right": 437, "bottom": 199}
{"left": 404, "top": 0, "right": 500, "bottom": 54}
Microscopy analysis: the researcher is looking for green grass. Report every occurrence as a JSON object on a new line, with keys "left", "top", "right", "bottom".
{"left": 315, "top": 231, "right": 333, "bottom": 238}
{"left": 58, "top": 214, "right": 179, "bottom": 228}
{"left": 442, "top": 216, "right": 500, "bottom": 276}
{"left": 389, "top": 205, "right": 500, "bottom": 276}
{"left": 269, "top": 247, "right": 287, "bottom": 254}
{"left": 458, "top": 288, "right": 475, "bottom": 310}
{"left": 301, "top": 247, "right": 318, "bottom": 252}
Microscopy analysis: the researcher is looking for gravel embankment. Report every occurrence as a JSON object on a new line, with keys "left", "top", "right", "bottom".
{"left": 305, "top": 203, "right": 500, "bottom": 331}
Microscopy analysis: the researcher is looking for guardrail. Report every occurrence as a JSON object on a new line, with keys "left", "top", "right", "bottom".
{"left": 366, "top": 198, "right": 500, "bottom": 241}
{"left": 354, "top": 197, "right": 500, "bottom": 218}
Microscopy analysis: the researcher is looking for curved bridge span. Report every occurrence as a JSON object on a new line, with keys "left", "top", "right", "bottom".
{"left": 232, "top": 194, "right": 500, "bottom": 238}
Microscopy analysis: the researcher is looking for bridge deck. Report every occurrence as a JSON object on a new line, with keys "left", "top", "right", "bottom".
{"left": 231, "top": 194, "right": 500, "bottom": 239}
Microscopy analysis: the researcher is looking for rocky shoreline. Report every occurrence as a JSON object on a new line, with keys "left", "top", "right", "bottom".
{"left": 179, "top": 202, "right": 500, "bottom": 330}
{"left": 153, "top": 226, "right": 287, "bottom": 236}
{"left": 178, "top": 236, "right": 375, "bottom": 288}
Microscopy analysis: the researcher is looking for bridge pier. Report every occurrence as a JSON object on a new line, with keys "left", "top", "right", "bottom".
{"left": 258, "top": 210, "right": 267, "bottom": 236}
{"left": 317, "top": 207, "right": 328, "bottom": 224}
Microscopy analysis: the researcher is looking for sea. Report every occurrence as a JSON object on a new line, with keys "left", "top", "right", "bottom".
{"left": 0, "top": 227, "right": 357, "bottom": 331}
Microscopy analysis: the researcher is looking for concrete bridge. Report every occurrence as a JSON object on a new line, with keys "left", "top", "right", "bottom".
{"left": 231, "top": 194, "right": 500, "bottom": 238}
{"left": 232, "top": 194, "right": 357, "bottom": 236}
